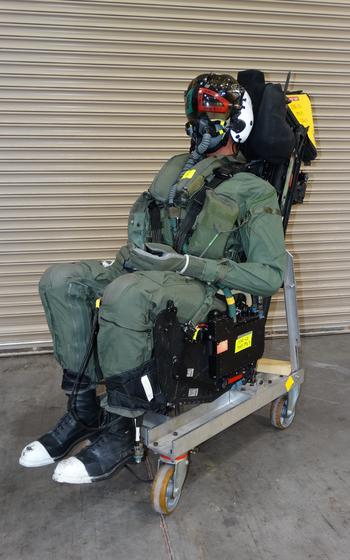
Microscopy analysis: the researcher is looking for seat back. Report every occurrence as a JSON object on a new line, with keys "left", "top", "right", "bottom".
{"left": 237, "top": 69, "right": 317, "bottom": 232}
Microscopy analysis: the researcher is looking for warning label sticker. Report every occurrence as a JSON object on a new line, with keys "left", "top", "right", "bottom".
{"left": 285, "top": 376, "right": 295, "bottom": 392}
{"left": 235, "top": 331, "right": 253, "bottom": 354}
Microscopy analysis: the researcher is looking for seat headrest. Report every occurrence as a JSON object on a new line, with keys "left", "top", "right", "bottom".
{"left": 237, "top": 70, "right": 295, "bottom": 164}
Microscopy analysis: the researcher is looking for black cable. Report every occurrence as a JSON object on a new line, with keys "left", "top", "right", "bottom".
{"left": 68, "top": 304, "right": 103, "bottom": 432}
{"left": 124, "top": 463, "right": 153, "bottom": 483}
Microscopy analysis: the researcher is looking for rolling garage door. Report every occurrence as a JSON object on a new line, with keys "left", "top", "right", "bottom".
{"left": 1, "top": 0, "right": 350, "bottom": 352}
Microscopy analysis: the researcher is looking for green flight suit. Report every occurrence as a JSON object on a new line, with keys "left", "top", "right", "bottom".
{"left": 39, "top": 153, "right": 286, "bottom": 416}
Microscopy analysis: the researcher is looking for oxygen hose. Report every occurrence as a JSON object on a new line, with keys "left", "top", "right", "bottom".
{"left": 168, "top": 131, "right": 211, "bottom": 206}
{"left": 222, "top": 287, "right": 237, "bottom": 321}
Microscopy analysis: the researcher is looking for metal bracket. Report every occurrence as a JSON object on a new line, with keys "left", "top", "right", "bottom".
{"left": 157, "top": 453, "right": 189, "bottom": 498}
{"left": 284, "top": 251, "right": 302, "bottom": 416}
{"left": 284, "top": 251, "right": 301, "bottom": 373}
{"left": 172, "top": 458, "right": 189, "bottom": 498}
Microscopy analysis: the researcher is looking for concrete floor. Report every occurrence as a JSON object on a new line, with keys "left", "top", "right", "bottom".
{"left": 1, "top": 334, "right": 350, "bottom": 560}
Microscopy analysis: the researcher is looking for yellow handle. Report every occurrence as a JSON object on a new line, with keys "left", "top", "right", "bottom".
{"left": 192, "top": 327, "right": 201, "bottom": 341}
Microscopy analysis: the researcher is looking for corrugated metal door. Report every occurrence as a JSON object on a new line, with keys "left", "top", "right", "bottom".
{"left": 1, "top": 0, "right": 349, "bottom": 351}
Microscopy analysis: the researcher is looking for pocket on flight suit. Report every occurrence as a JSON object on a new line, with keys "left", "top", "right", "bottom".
{"left": 188, "top": 190, "right": 239, "bottom": 259}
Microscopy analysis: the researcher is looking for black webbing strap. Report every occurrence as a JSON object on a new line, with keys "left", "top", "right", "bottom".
{"left": 149, "top": 200, "right": 163, "bottom": 243}
{"left": 174, "top": 163, "right": 245, "bottom": 253}
{"left": 174, "top": 185, "right": 207, "bottom": 253}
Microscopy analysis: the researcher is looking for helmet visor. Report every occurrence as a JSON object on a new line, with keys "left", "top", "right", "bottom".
{"left": 197, "top": 88, "right": 232, "bottom": 114}
{"left": 185, "top": 84, "right": 242, "bottom": 120}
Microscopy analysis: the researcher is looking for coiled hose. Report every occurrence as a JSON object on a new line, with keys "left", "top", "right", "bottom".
{"left": 168, "top": 132, "right": 211, "bottom": 205}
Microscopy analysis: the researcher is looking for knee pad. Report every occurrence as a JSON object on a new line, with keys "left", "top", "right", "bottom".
{"left": 39, "top": 262, "right": 84, "bottom": 292}
{"left": 101, "top": 274, "right": 151, "bottom": 331}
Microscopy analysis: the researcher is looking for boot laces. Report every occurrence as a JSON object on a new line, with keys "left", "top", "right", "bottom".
{"left": 90, "top": 412, "right": 132, "bottom": 448}
{"left": 88, "top": 426, "right": 131, "bottom": 451}
{"left": 54, "top": 412, "right": 73, "bottom": 433}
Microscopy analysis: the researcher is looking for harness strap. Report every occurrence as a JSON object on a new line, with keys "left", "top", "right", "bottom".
{"left": 174, "top": 185, "right": 207, "bottom": 252}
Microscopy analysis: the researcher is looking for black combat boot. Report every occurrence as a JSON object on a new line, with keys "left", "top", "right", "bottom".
{"left": 19, "top": 371, "right": 101, "bottom": 468}
{"left": 52, "top": 413, "right": 135, "bottom": 484}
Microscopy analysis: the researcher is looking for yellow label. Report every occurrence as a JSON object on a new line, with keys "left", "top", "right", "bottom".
{"left": 181, "top": 169, "right": 196, "bottom": 179}
{"left": 226, "top": 296, "right": 235, "bottom": 305}
{"left": 288, "top": 93, "right": 316, "bottom": 148}
{"left": 235, "top": 331, "right": 253, "bottom": 353}
{"left": 95, "top": 298, "right": 101, "bottom": 309}
{"left": 285, "top": 376, "right": 294, "bottom": 392}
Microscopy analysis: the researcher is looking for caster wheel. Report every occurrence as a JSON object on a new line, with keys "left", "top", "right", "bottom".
{"left": 270, "top": 394, "right": 295, "bottom": 429}
{"left": 151, "top": 464, "right": 182, "bottom": 514}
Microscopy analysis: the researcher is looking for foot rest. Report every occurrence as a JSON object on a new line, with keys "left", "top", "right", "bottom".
{"left": 256, "top": 358, "right": 291, "bottom": 376}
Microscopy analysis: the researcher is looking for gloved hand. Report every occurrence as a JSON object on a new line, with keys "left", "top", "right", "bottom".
{"left": 126, "top": 243, "right": 190, "bottom": 273}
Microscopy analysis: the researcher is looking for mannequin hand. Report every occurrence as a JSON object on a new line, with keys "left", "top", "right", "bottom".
{"left": 126, "top": 243, "right": 189, "bottom": 273}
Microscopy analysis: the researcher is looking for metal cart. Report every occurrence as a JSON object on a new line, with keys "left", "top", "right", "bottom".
{"left": 141, "top": 251, "right": 302, "bottom": 514}
{"left": 129, "top": 74, "right": 316, "bottom": 513}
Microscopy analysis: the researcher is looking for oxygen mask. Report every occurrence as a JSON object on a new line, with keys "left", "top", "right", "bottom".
{"left": 185, "top": 115, "right": 229, "bottom": 155}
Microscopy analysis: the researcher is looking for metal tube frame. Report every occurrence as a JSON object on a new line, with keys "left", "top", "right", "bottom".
{"left": 283, "top": 251, "right": 302, "bottom": 416}
{"left": 142, "top": 252, "right": 303, "bottom": 460}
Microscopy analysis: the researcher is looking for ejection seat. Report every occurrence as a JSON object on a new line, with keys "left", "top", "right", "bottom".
{"left": 137, "top": 69, "right": 317, "bottom": 514}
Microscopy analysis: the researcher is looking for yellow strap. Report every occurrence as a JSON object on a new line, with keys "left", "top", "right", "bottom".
{"left": 95, "top": 298, "right": 102, "bottom": 309}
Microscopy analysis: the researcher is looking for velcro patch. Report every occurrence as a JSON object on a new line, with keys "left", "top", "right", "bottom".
{"left": 217, "top": 339, "right": 229, "bottom": 354}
